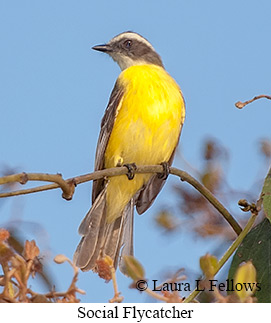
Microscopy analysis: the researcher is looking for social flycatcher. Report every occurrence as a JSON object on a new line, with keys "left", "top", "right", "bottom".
{"left": 74, "top": 31, "right": 185, "bottom": 275}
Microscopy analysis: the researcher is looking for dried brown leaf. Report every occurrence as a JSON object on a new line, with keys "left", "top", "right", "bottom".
{"left": 23, "top": 240, "right": 40, "bottom": 261}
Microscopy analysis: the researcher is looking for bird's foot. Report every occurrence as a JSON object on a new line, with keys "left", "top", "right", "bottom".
{"left": 123, "top": 163, "right": 137, "bottom": 180}
{"left": 158, "top": 162, "right": 170, "bottom": 180}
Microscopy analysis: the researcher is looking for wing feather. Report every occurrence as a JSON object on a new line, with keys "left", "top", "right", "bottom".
{"left": 92, "top": 81, "right": 124, "bottom": 202}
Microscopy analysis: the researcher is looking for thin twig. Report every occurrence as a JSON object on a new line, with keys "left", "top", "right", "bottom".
{"left": 0, "top": 172, "right": 75, "bottom": 200}
{"left": 0, "top": 168, "right": 129, "bottom": 198}
{"left": 0, "top": 165, "right": 242, "bottom": 235}
{"left": 170, "top": 167, "right": 242, "bottom": 235}
{"left": 235, "top": 94, "right": 271, "bottom": 109}
{"left": 109, "top": 266, "right": 124, "bottom": 303}
{"left": 144, "top": 287, "right": 169, "bottom": 302}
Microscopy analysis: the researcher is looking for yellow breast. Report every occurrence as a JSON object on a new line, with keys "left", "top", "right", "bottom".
{"left": 104, "top": 64, "right": 185, "bottom": 222}
{"left": 105, "top": 64, "right": 185, "bottom": 167}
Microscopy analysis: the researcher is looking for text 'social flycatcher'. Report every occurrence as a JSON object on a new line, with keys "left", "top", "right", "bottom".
{"left": 74, "top": 31, "right": 185, "bottom": 275}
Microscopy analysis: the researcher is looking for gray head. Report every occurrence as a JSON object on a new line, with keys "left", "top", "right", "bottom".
{"left": 92, "top": 31, "right": 164, "bottom": 71}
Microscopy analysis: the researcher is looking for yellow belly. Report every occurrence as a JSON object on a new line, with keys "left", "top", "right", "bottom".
{"left": 104, "top": 64, "right": 185, "bottom": 222}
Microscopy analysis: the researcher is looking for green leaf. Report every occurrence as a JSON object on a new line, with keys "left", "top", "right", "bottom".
{"left": 123, "top": 255, "right": 145, "bottom": 281}
{"left": 200, "top": 253, "right": 218, "bottom": 278}
{"left": 262, "top": 167, "right": 271, "bottom": 223}
{"left": 228, "top": 218, "right": 271, "bottom": 302}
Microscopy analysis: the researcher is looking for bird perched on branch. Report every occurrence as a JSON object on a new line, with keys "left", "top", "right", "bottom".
{"left": 74, "top": 31, "right": 185, "bottom": 276}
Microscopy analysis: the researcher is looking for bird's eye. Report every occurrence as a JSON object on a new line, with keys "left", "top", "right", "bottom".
{"left": 124, "top": 40, "right": 132, "bottom": 49}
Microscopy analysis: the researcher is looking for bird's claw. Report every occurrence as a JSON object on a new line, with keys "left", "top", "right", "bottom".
{"left": 158, "top": 162, "right": 170, "bottom": 180}
{"left": 123, "top": 163, "right": 137, "bottom": 180}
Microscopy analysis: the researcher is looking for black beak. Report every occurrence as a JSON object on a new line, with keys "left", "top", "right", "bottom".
{"left": 92, "top": 44, "right": 112, "bottom": 53}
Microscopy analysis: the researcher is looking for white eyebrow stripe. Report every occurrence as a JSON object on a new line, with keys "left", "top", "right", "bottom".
{"left": 109, "top": 32, "right": 155, "bottom": 51}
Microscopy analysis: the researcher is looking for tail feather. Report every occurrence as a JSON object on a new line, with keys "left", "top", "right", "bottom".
{"left": 73, "top": 188, "right": 107, "bottom": 270}
{"left": 103, "top": 199, "right": 134, "bottom": 270}
{"left": 119, "top": 200, "right": 134, "bottom": 274}
{"left": 74, "top": 187, "right": 134, "bottom": 274}
{"left": 100, "top": 216, "right": 123, "bottom": 268}
{"left": 78, "top": 185, "right": 107, "bottom": 236}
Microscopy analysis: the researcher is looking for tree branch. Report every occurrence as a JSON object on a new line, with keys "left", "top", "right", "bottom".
{"left": 0, "top": 165, "right": 242, "bottom": 235}
{"left": 0, "top": 172, "right": 75, "bottom": 200}
{"left": 235, "top": 94, "right": 271, "bottom": 109}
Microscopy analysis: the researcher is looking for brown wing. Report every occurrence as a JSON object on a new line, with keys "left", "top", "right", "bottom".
{"left": 92, "top": 80, "right": 124, "bottom": 203}
{"left": 135, "top": 144, "right": 178, "bottom": 214}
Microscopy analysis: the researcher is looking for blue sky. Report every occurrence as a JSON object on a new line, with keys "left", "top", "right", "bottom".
{"left": 1, "top": 1, "right": 271, "bottom": 302}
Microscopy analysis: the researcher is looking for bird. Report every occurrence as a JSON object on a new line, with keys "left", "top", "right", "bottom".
{"left": 74, "top": 31, "right": 185, "bottom": 276}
